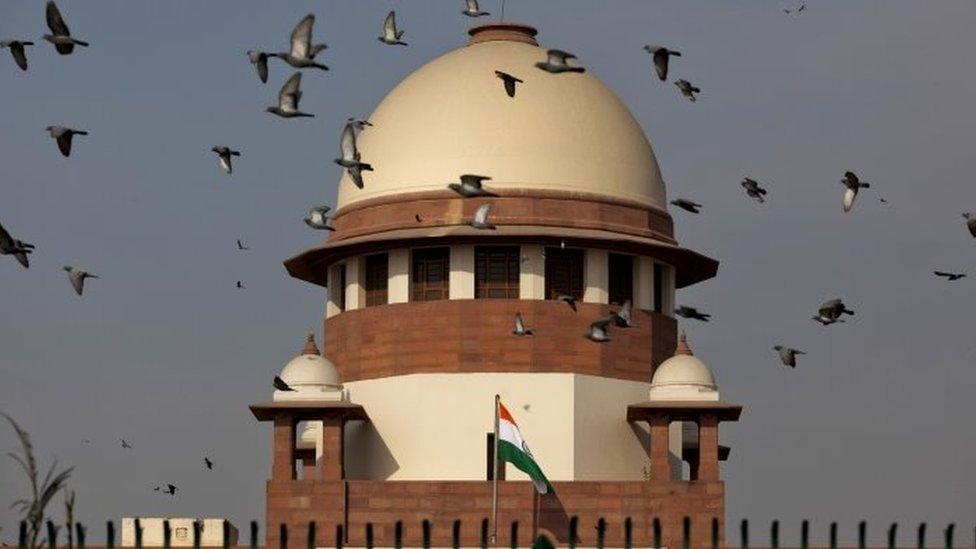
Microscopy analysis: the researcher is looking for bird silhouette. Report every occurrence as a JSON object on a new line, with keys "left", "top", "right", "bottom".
{"left": 274, "top": 376, "right": 296, "bottom": 391}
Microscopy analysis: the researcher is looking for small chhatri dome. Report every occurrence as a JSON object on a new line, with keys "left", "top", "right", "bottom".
{"left": 648, "top": 330, "right": 719, "bottom": 401}
{"left": 274, "top": 332, "right": 343, "bottom": 402}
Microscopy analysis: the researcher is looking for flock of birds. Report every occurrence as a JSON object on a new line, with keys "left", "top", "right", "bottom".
{"left": 2, "top": 0, "right": 976, "bottom": 501}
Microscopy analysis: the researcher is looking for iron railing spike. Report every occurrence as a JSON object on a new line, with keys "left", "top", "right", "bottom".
{"left": 830, "top": 522, "right": 838, "bottom": 549}
{"left": 653, "top": 518, "right": 662, "bottom": 549}
{"left": 741, "top": 519, "right": 750, "bottom": 549}
{"left": 888, "top": 523, "right": 898, "bottom": 549}
{"left": 771, "top": 520, "right": 780, "bottom": 549}
{"left": 250, "top": 521, "right": 258, "bottom": 549}
{"left": 510, "top": 521, "right": 519, "bottom": 549}
{"left": 801, "top": 520, "right": 810, "bottom": 549}
{"left": 860, "top": 520, "right": 867, "bottom": 549}
{"left": 162, "top": 520, "right": 171, "bottom": 549}
{"left": 423, "top": 519, "right": 431, "bottom": 549}
{"left": 944, "top": 523, "right": 954, "bottom": 549}
{"left": 453, "top": 519, "right": 461, "bottom": 549}
{"left": 306, "top": 521, "right": 315, "bottom": 549}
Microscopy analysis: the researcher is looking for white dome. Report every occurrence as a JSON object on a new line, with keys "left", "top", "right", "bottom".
{"left": 336, "top": 23, "right": 666, "bottom": 211}
{"left": 649, "top": 332, "right": 719, "bottom": 401}
{"left": 274, "top": 333, "right": 343, "bottom": 402}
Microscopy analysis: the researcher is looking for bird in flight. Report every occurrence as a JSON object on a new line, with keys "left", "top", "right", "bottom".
{"left": 963, "top": 213, "right": 976, "bottom": 238}
{"left": 237, "top": 240, "right": 249, "bottom": 250}
{"left": 211, "top": 146, "right": 241, "bottom": 175}
{"left": 0, "top": 222, "right": 35, "bottom": 269}
{"left": 670, "top": 198, "right": 702, "bottom": 214}
{"left": 586, "top": 317, "right": 613, "bottom": 342}
{"left": 513, "top": 313, "right": 533, "bottom": 336}
{"left": 43, "top": 2, "right": 89, "bottom": 55}
{"left": 741, "top": 178, "right": 768, "bottom": 203}
{"left": 933, "top": 271, "right": 966, "bottom": 281}
{"left": 554, "top": 293, "right": 578, "bottom": 312}
{"left": 610, "top": 300, "right": 634, "bottom": 328}
{"left": 462, "top": 0, "right": 490, "bottom": 17}
{"left": 266, "top": 72, "right": 314, "bottom": 118}
{"left": 304, "top": 205, "right": 335, "bottom": 231}
{"left": 675, "top": 305, "right": 711, "bottom": 322}
{"left": 236, "top": 281, "right": 245, "bottom": 289}
{"left": 272, "top": 14, "right": 328, "bottom": 70}
{"left": 246, "top": 50, "right": 271, "bottom": 83}
{"left": 334, "top": 123, "right": 373, "bottom": 189}
{"left": 774, "top": 346, "right": 806, "bottom": 368}
{"left": 812, "top": 298, "right": 854, "bottom": 325}
{"left": 1, "top": 40, "right": 34, "bottom": 71}
{"left": 46, "top": 126, "right": 88, "bottom": 157}
{"left": 274, "top": 376, "right": 296, "bottom": 392}
{"left": 163, "top": 484, "right": 177, "bottom": 496}
{"left": 494, "top": 71, "right": 523, "bottom": 98}
{"left": 675, "top": 79, "right": 700, "bottom": 102}
{"left": 535, "top": 49, "right": 585, "bottom": 74}
{"left": 346, "top": 117, "right": 373, "bottom": 131}
{"left": 121, "top": 439, "right": 132, "bottom": 449}
{"left": 643, "top": 46, "right": 681, "bottom": 81}
{"left": 449, "top": 174, "right": 497, "bottom": 198}
{"left": 378, "top": 11, "right": 407, "bottom": 46}
{"left": 470, "top": 204, "right": 496, "bottom": 230}
{"left": 204, "top": 457, "right": 214, "bottom": 470}
{"left": 63, "top": 266, "right": 99, "bottom": 296}
{"left": 841, "top": 171, "right": 871, "bottom": 213}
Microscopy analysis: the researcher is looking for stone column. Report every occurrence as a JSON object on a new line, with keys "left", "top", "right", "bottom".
{"left": 449, "top": 245, "right": 475, "bottom": 299}
{"left": 272, "top": 414, "right": 296, "bottom": 481}
{"left": 388, "top": 249, "right": 410, "bottom": 304}
{"left": 648, "top": 414, "right": 671, "bottom": 482}
{"left": 697, "top": 414, "right": 720, "bottom": 481}
{"left": 319, "top": 416, "right": 345, "bottom": 481}
{"left": 583, "top": 249, "right": 609, "bottom": 304}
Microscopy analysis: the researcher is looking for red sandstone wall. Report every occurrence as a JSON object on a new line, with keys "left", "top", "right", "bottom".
{"left": 266, "top": 480, "right": 723, "bottom": 548}
{"left": 324, "top": 300, "right": 677, "bottom": 383}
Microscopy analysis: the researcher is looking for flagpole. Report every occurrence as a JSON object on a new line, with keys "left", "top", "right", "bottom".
{"left": 491, "top": 394, "right": 500, "bottom": 546}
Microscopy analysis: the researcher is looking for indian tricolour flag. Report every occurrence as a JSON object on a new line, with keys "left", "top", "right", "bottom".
{"left": 496, "top": 400, "right": 554, "bottom": 494}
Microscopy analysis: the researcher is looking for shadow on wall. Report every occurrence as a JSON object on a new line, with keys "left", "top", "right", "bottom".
{"left": 344, "top": 421, "right": 400, "bottom": 479}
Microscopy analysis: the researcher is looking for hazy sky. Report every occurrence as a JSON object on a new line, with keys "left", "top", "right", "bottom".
{"left": 1, "top": 0, "right": 974, "bottom": 544}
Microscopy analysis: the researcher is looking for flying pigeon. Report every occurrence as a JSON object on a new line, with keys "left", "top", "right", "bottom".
{"left": 841, "top": 171, "right": 870, "bottom": 213}
{"left": 272, "top": 15, "right": 328, "bottom": 70}
{"left": 46, "top": 126, "right": 88, "bottom": 157}
{"left": 346, "top": 117, "right": 372, "bottom": 131}
{"left": 266, "top": 72, "right": 314, "bottom": 118}
{"left": 643, "top": 46, "right": 681, "bottom": 81}
{"left": 494, "top": 71, "right": 523, "bottom": 98}
{"left": 0, "top": 222, "right": 35, "bottom": 269}
{"left": 513, "top": 313, "right": 533, "bottom": 336}
{"left": 535, "top": 49, "right": 585, "bottom": 74}
{"left": 204, "top": 457, "right": 213, "bottom": 470}
{"left": 449, "top": 174, "right": 497, "bottom": 197}
{"left": 610, "top": 300, "right": 633, "bottom": 328}
{"left": 153, "top": 486, "right": 160, "bottom": 492}
{"left": 586, "top": 317, "right": 613, "bottom": 342}
{"left": 378, "top": 11, "right": 407, "bottom": 46}
{"left": 462, "top": 0, "right": 490, "bottom": 17}
{"left": 675, "top": 79, "right": 701, "bottom": 102}
{"left": 470, "top": 204, "right": 496, "bottom": 230}
{"left": 675, "top": 305, "right": 711, "bottom": 322}
{"left": 670, "top": 198, "right": 702, "bottom": 214}
{"left": 1, "top": 40, "right": 34, "bottom": 71}
{"left": 773, "top": 345, "right": 805, "bottom": 368}
{"left": 933, "top": 271, "right": 966, "bottom": 281}
{"left": 304, "top": 205, "right": 335, "bottom": 230}
{"left": 554, "top": 293, "right": 578, "bottom": 312}
{"left": 163, "top": 484, "right": 177, "bottom": 496}
{"left": 121, "top": 439, "right": 132, "bottom": 449}
{"left": 812, "top": 298, "right": 854, "bottom": 325}
{"left": 236, "top": 280, "right": 245, "bottom": 289}
{"left": 334, "top": 123, "right": 373, "bottom": 188}
{"left": 211, "top": 146, "right": 241, "bottom": 174}
{"left": 273, "top": 376, "right": 295, "bottom": 391}
{"left": 43, "top": 2, "right": 89, "bottom": 55}
{"left": 62, "top": 266, "right": 98, "bottom": 296}
{"left": 961, "top": 213, "right": 976, "bottom": 238}
{"left": 741, "top": 178, "right": 768, "bottom": 203}
{"left": 246, "top": 50, "right": 271, "bottom": 83}
{"left": 236, "top": 239, "right": 248, "bottom": 250}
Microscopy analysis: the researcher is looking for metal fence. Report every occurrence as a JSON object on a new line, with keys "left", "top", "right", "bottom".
{"left": 17, "top": 518, "right": 971, "bottom": 549}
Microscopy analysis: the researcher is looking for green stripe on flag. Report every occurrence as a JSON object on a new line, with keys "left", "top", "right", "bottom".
{"left": 498, "top": 440, "right": 554, "bottom": 494}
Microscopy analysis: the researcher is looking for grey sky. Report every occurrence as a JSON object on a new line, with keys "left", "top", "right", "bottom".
{"left": 1, "top": 0, "right": 974, "bottom": 543}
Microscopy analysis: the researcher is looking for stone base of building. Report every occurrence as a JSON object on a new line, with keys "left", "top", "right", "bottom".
{"left": 266, "top": 480, "right": 724, "bottom": 548}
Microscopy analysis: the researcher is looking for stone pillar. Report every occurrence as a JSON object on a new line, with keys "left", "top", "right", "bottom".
{"left": 449, "top": 245, "right": 475, "bottom": 299}
{"left": 697, "top": 414, "right": 720, "bottom": 481}
{"left": 635, "top": 256, "right": 654, "bottom": 310}
{"left": 319, "top": 416, "right": 345, "bottom": 481}
{"left": 388, "top": 249, "right": 410, "bottom": 304}
{"left": 583, "top": 249, "right": 609, "bottom": 304}
{"left": 519, "top": 244, "right": 545, "bottom": 300}
{"left": 648, "top": 414, "right": 671, "bottom": 482}
{"left": 345, "top": 256, "right": 364, "bottom": 310}
{"left": 272, "top": 414, "right": 296, "bottom": 481}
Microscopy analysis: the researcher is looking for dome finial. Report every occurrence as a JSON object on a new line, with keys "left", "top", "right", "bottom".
{"left": 675, "top": 329, "right": 693, "bottom": 356}
{"left": 301, "top": 331, "right": 320, "bottom": 356}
